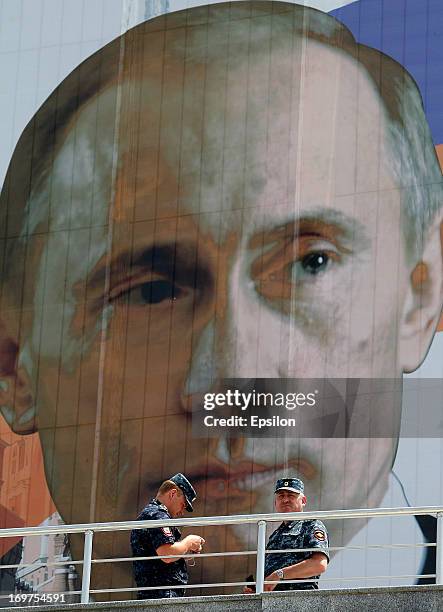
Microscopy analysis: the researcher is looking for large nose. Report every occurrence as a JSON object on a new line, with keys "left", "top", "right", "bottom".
{"left": 182, "top": 253, "right": 281, "bottom": 406}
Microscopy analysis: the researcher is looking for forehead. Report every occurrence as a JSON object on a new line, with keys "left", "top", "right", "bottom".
{"left": 275, "top": 490, "right": 303, "bottom": 500}
{"left": 46, "top": 36, "right": 397, "bottom": 237}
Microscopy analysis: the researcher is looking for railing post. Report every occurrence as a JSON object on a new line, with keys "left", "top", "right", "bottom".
{"left": 437, "top": 512, "right": 443, "bottom": 585}
{"left": 81, "top": 529, "right": 94, "bottom": 603}
{"left": 256, "top": 520, "right": 267, "bottom": 594}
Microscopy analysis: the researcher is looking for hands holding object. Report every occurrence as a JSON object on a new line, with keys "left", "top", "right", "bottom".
{"left": 186, "top": 536, "right": 205, "bottom": 566}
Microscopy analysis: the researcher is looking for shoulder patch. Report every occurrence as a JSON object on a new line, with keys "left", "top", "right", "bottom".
{"left": 161, "top": 527, "right": 173, "bottom": 536}
{"left": 313, "top": 530, "right": 326, "bottom": 541}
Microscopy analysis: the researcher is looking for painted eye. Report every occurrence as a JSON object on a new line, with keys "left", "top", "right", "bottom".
{"left": 300, "top": 252, "right": 330, "bottom": 275}
{"left": 135, "top": 280, "right": 183, "bottom": 304}
{"left": 109, "top": 275, "right": 190, "bottom": 307}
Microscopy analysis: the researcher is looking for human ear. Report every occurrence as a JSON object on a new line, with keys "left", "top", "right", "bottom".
{"left": 0, "top": 328, "right": 36, "bottom": 434}
{"left": 399, "top": 218, "right": 443, "bottom": 372}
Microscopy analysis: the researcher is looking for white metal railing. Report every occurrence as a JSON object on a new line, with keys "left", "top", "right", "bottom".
{"left": 0, "top": 506, "right": 441, "bottom": 604}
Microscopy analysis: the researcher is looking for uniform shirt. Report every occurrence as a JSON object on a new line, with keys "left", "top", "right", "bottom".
{"left": 264, "top": 518, "right": 329, "bottom": 590}
{"left": 130, "top": 498, "right": 188, "bottom": 589}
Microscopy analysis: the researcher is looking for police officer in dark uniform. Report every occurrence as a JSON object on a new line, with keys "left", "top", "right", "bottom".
{"left": 245, "top": 478, "right": 329, "bottom": 593}
{"left": 130, "top": 473, "right": 205, "bottom": 599}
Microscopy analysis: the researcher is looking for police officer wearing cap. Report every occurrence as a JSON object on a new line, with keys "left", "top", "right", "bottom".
{"left": 245, "top": 478, "right": 329, "bottom": 593}
{"left": 130, "top": 473, "right": 205, "bottom": 599}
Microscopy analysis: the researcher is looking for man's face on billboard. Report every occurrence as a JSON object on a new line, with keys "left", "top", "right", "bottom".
{"left": 2, "top": 27, "right": 440, "bottom": 589}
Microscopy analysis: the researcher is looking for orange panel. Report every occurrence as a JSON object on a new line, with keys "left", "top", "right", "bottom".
{"left": 0, "top": 428, "right": 55, "bottom": 555}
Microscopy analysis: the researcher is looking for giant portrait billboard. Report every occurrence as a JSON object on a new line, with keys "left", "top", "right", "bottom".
{"left": 0, "top": 0, "right": 442, "bottom": 600}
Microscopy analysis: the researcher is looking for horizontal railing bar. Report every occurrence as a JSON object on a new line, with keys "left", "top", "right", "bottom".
{"left": 2, "top": 539, "right": 433, "bottom": 572}
{"left": 88, "top": 574, "right": 438, "bottom": 594}
{"left": 0, "top": 558, "right": 83, "bottom": 571}
{"left": 4, "top": 544, "right": 437, "bottom": 573}
{"left": 3, "top": 543, "right": 436, "bottom": 572}
{"left": 1, "top": 506, "right": 441, "bottom": 538}
{"left": 90, "top": 581, "right": 256, "bottom": 594}
{"left": 126, "top": 542, "right": 438, "bottom": 564}
{"left": 6, "top": 572, "right": 433, "bottom": 597}
{"left": 95, "top": 550, "right": 257, "bottom": 564}
{"left": 330, "top": 543, "right": 436, "bottom": 550}
{"left": 265, "top": 543, "right": 436, "bottom": 554}
{"left": 0, "top": 575, "right": 437, "bottom": 600}
{"left": 127, "top": 542, "right": 436, "bottom": 563}
{"left": 319, "top": 574, "right": 437, "bottom": 582}
{"left": 95, "top": 541, "right": 435, "bottom": 565}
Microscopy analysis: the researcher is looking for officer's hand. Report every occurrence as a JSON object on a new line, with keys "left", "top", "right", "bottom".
{"left": 186, "top": 535, "right": 205, "bottom": 553}
{"left": 243, "top": 586, "right": 255, "bottom": 594}
{"left": 263, "top": 572, "right": 278, "bottom": 592}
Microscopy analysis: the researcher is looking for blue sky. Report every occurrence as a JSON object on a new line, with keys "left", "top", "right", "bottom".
{"left": 331, "top": 0, "right": 443, "bottom": 144}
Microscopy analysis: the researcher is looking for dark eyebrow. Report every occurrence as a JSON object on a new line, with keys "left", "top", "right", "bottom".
{"left": 86, "top": 243, "right": 207, "bottom": 292}
{"left": 299, "top": 208, "right": 366, "bottom": 236}
{"left": 86, "top": 245, "right": 171, "bottom": 290}
{"left": 299, "top": 208, "right": 369, "bottom": 241}
{"left": 249, "top": 207, "right": 370, "bottom": 249}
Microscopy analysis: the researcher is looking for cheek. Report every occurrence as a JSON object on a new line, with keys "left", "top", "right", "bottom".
{"left": 347, "top": 280, "right": 403, "bottom": 374}
{"left": 285, "top": 264, "right": 403, "bottom": 377}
